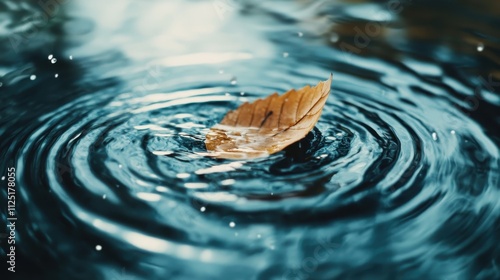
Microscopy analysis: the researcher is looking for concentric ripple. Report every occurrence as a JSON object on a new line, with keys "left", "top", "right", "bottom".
{"left": 9, "top": 56, "right": 498, "bottom": 278}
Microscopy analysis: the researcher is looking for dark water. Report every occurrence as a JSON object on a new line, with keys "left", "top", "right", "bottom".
{"left": 1, "top": 0, "right": 499, "bottom": 279}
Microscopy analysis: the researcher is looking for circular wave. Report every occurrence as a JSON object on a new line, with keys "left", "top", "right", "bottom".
{"left": 10, "top": 57, "right": 500, "bottom": 278}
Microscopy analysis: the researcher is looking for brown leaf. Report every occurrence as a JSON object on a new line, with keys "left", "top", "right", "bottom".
{"left": 205, "top": 75, "right": 332, "bottom": 159}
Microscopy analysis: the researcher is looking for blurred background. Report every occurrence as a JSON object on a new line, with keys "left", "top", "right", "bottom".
{"left": 1, "top": 0, "right": 499, "bottom": 279}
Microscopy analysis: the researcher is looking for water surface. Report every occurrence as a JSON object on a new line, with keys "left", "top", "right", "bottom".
{"left": 1, "top": 0, "right": 499, "bottom": 279}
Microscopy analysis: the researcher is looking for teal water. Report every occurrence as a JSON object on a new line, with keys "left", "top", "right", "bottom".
{"left": 1, "top": 0, "right": 499, "bottom": 279}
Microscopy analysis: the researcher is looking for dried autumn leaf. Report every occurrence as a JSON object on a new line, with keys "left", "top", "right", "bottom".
{"left": 205, "top": 75, "right": 332, "bottom": 159}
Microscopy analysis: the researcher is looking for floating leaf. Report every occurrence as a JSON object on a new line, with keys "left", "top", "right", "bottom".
{"left": 205, "top": 75, "right": 332, "bottom": 159}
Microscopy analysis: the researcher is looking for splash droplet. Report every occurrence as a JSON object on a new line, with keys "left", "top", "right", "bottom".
{"left": 330, "top": 33, "right": 339, "bottom": 43}
{"left": 451, "top": 130, "right": 456, "bottom": 135}
{"left": 30, "top": 75, "right": 36, "bottom": 80}
{"left": 477, "top": 43, "right": 484, "bottom": 52}
{"left": 48, "top": 54, "right": 53, "bottom": 60}
{"left": 102, "top": 194, "right": 107, "bottom": 200}
{"left": 282, "top": 52, "right": 289, "bottom": 58}
{"left": 118, "top": 164, "right": 123, "bottom": 169}
{"left": 0, "top": 82, "right": 3, "bottom": 87}
{"left": 1, "top": 176, "right": 5, "bottom": 180}
{"left": 297, "top": 31, "right": 303, "bottom": 37}
{"left": 200, "top": 207, "right": 206, "bottom": 212}
{"left": 55, "top": 73, "right": 59, "bottom": 78}
{"left": 51, "top": 58, "right": 57, "bottom": 64}
{"left": 229, "top": 221, "right": 236, "bottom": 228}
{"left": 69, "top": 55, "right": 73, "bottom": 60}
{"left": 230, "top": 77, "right": 237, "bottom": 85}
{"left": 432, "top": 132, "right": 438, "bottom": 141}
{"left": 95, "top": 245, "right": 102, "bottom": 251}
{"left": 221, "top": 179, "right": 236, "bottom": 185}
{"left": 176, "top": 173, "right": 190, "bottom": 179}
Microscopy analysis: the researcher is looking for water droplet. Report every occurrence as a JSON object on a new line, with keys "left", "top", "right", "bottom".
{"left": 200, "top": 207, "right": 206, "bottom": 212}
{"left": 229, "top": 221, "right": 236, "bottom": 228}
{"left": 167, "top": 201, "right": 177, "bottom": 208}
{"left": 95, "top": 245, "right": 102, "bottom": 251}
{"left": 184, "top": 182, "right": 208, "bottom": 189}
{"left": 102, "top": 194, "right": 107, "bottom": 199}
{"left": 219, "top": 69, "right": 224, "bottom": 74}
{"left": 330, "top": 33, "right": 339, "bottom": 43}
{"left": 297, "top": 31, "right": 303, "bottom": 37}
{"left": 69, "top": 55, "right": 73, "bottom": 60}
{"left": 48, "top": 54, "right": 53, "bottom": 60}
{"left": 221, "top": 179, "right": 235, "bottom": 185}
{"left": 118, "top": 164, "right": 123, "bottom": 169}
{"left": 1, "top": 176, "right": 5, "bottom": 180}
{"left": 477, "top": 43, "right": 484, "bottom": 52}
{"left": 54, "top": 74, "right": 59, "bottom": 78}
{"left": 451, "top": 130, "right": 456, "bottom": 135}
{"left": 51, "top": 58, "right": 57, "bottom": 64}
{"left": 282, "top": 52, "right": 289, "bottom": 58}
{"left": 432, "top": 132, "right": 438, "bottom": 141}
{"left": 230, "top": 77, "right": 237, "bottom": 85}
{"left": 30, "top": 75, "right": 36, "bottom": 80}
{"left": 176, "top": 173, "right": 190, "bottom": 179}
